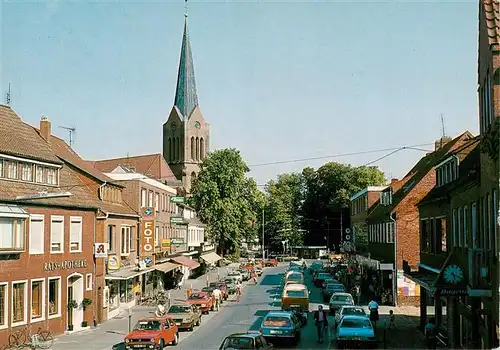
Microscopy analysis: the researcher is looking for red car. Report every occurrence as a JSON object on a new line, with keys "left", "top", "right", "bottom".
{"left": 124, "top": 316, "right": 179, "bottom": 349}
{"left": 264, "top": 259, "right": 279, "bottom": 267}
{"left": 186, "top": 291, "right": 214, "bottom": 314}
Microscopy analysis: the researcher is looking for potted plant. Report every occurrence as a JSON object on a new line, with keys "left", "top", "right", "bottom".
{"left": 67, "top": 300, "right": 78, "bottom": 331}
{"left": 81, "top": 298, "right": 93, "bottom": 327}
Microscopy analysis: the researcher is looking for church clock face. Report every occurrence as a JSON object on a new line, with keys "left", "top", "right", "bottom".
{"left": 170, "top": 122, "right": 176, "bottom": 131}
{"left": 443, "top": 264, "right": 464, "bottom": 284}
{"left": 194, "top": 121, "right": 201, "bottom": 129}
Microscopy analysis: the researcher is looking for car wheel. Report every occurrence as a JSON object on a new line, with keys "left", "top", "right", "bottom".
{"left": 171, "top": 333, "right": 179, "bottom": 346}
{"left": 196, "top": 317, "right": 201, "bottom": 326}
{"left": 189, "top": 323, "right": 194, "bottom": 331}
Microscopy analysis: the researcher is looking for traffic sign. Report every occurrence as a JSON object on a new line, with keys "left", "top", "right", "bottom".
{"left": 170, "top": 196, "right": 185, "bottom": 204}
{"left": 170, "top": 216, "right": 185, "bottom": 224}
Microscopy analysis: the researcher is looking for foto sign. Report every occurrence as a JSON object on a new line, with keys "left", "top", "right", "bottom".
{"left": 170, "top": 196, "right": 185, "bottom": 204}
{"left": 141, "top": 219, "right": 155, "bottom": 256}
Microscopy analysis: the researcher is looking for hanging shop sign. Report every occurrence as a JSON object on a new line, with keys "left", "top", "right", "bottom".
{"left": 141, "top": 219, "right": 155, "bottom": 256}
{"left": 94, "top": 243, "right": 108, "bottom": 258}
{"left": 162, "top": 238, "right": 171, "bottom": 249}
{"left": 44, "top": 259, "right": 88, "bottom": 272}
{"left": 171, "top": 238, "right": 185, "bottom": 246}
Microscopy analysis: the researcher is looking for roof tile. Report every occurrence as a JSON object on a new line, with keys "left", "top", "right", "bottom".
{"left": 483, "top": 0, "right": 500, "bottom": 45}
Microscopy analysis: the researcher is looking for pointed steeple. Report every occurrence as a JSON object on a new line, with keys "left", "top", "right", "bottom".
{"left": 174, "top": 11, "right": 199, "bottom": 120}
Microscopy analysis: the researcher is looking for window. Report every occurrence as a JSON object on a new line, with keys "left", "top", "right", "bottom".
{"left": 129, "top": 227, "right": 134, "bottom": 251}
{"left": 438, "top": 217, "right": 447, "bottom": 253}
{"left": 69, "top": 216, "right": 82, "bottom": 252}
{"left": 21, "top": 163, "right": 32, "bottom": 181}
{"left": 7, "top": 161, "right": 18, "bottom": 179}
{"left": 457, "top": 208, "right": 462, "bottom": 247}
{"left": 29, "top": 215, "right": 44, "bottom": 254}
{"left": 121, "top": 226, "right": 131, "bottom": 255}
{"left": 487, "top": 193, "right": 492, "bottom": 250}
{"left": 48, "top": 277, "right": 61, "bottom": 318}
{"left": 493, "top": 189, "right": 498, "bottom": 254}
{"left": 46, "top": 168, "right": 57, "bottom": 185}
{"left": 155, "top": 226, "right": 159, "bottom": 247}
{"left": 148, "top": 191, "right": 153, "bottom": 207}
{"left": 30, "top": 279, "right": 45, "bottom": 321}
{"left": 452, "top": 209, "right": 457, "bottom": 247}
{"left": 50, "top": 216, "right": 64, "bottom": 253}
{"left": 472, "top": 202, "right": 478, "bottom": 248}
{"left": 463, "top": 206, "right": 468, "bottom": 247}
{"left": 141, "top": 189, "right": 147, "bottom": 208}
{"left": 107, "top": 225, "right": 115, "bottom": 252}
{"left": 0, "top": 159, "right": 3, "bottom": 178}
{"left": 421, "top": 220, "right": 430, "bottom": 252}
{"left": 0, "top": 283, "right": 7, "bottom": 328}
{"left": 85, "top": 274, "right": 93, "bottom": 291}
{"left": 12, "top": 281, "right": 27, "bottom": 325}
{"left": 155, "top": 193, "right": 160, "bottom": 212}
{"left": 35, "top": 166, "right": 43, "bottom": 183}
{"left": 0, "top": 217, "right": 25, "bottom": 251}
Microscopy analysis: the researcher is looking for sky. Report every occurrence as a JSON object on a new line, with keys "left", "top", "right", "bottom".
{"left": 1, "top": 0, "right": 479, "bottom": 188}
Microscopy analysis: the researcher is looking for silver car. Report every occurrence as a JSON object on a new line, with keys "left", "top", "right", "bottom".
{"left": 329, "top": 292, "right": 354, "bottom": 315}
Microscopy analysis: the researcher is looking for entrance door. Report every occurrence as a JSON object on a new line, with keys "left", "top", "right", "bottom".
{"left": 97, "top": 287, "right": 102, "bottom": 324}
{"left": 67, "top": 285, "right": 73, "bottom": 329}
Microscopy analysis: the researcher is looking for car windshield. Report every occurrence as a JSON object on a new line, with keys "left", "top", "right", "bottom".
{"left": 168, "top": 305, "right": 190, "bottom": 313}
{"left": 332, "top": 295, "right": 352, "bottom": 302}
{"left": 328, "top": 285, "right": 345, "bottom": 291}
{"left": 202, "top": 287, "right": 214, "bottom": 292}
{"left": 344, "top": 308, "right": 365, "bottom": 316}
{"left": 134, "top": 320, "right": 161, "bottom": 331}
{"left": 189, "top": 293, "right": 204, "bottom": 299}
{"left": 288, "top": 274, "right": 302, "bottom": 281}
{"left": 286, "top": 290, "right": 306, "bottom": 297}
{"left": 221, "top": 336, "right": 254, "bottom": 349}
{"left": 263, "top": 316, "right": 291, "bottom": 327}
{"left": 341, "top": 318, "right": 372, "bottom": 329}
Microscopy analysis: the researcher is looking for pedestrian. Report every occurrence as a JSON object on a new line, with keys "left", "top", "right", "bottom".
{"left": 368, "top": 298, "right": 379, "bottom": 330}
{"left": 354, "top": 284, "right": 361, "bottom": 305}
{"left": 388, "top": 310, "right": 395, "bottom": 330}
{"left": 212, "top": 286, "right": 222, "bottom": 311}
{"left": 313, "top": 305, "right": 329, "bottom": 343}
{"left": 424, "top": 317, "right": 437, "bottom": 349}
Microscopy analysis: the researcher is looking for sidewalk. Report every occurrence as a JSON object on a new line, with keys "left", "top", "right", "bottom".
{"left": 50, "top": 264, "right": 240, "bottom": 350}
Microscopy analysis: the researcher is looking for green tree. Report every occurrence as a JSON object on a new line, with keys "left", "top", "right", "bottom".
{"left": 264, "top": 173, "right": 306, "bottom": 252}
{"left": 189, "top": 148, "right": 264, "bottom": 256}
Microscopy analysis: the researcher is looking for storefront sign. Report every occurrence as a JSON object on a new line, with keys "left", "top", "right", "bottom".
{"left": 439, "top": 288, "right": 468, "bottom": 296}
{"left": 44, "top": 260, "right": 88, "bottom": 272}
{"left": 141, "top": 207, "right": 156, "bottom": 219}
{"left": 94, "top": 243, "right": 108, "bottom": 258}
{"left": 171, "top": 238, "right": 184, "bottom": 246}
{"left": 170, "top": 216, "right": 185, "bottom": 224}
{"left": 107, "top": 256, "right": 120, "bottom": 270}
{"left": 141, "top": 220, "right": 155, "bottom": 256}
{"left": 162, "top": 238, "right": 171, "bottom": 249}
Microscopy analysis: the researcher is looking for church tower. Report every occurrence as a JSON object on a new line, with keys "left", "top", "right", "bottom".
{"left": 163, "top": 8, "right": 210, "bottom": 193}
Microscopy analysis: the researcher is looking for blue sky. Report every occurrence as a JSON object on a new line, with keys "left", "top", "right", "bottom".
{"left": 2, "top": 0, "right": 479, "bottom": 187}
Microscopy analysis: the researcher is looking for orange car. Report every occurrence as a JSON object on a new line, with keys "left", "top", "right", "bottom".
{"left": 186, "top": 291, "right": 214, "bottom": 314}
{"left": 124, "top": 316, "right": 179, "bottom": 349}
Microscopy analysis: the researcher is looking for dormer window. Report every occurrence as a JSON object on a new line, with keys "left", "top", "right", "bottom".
{"left": 436, "top": 157, "right": 458, "bottom": 187}
{"left": 380, "top": 191, "right": 392, "bottom": 205}
{"left": 21, "top": 163, "right": 33, "bottom": 181}
{"left": 7, "top": 161, "right": 18, "bottom": 179}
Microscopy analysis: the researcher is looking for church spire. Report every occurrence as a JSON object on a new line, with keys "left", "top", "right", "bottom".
{"left": 174, "top": 2, "right": 199, "bottom": 120}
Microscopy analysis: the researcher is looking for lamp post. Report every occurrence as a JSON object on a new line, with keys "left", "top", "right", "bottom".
{"left": 262, "top": 208, "right": 265, "bottom": 260}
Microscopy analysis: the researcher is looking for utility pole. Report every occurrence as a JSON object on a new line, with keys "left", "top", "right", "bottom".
{"left": 262, "top": 208, "right": 265, "bottom": 260}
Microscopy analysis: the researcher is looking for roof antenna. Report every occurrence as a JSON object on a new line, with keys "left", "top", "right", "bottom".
{"left": 5, "top": 83, "right": 11, "bottom": 106}
{"left": 440, "top": 113, "right": 446, "bottom": 138}
{"left": 58, "top": 126, "right": 76, "bottom": 148}
{"left": 184, "top": 0, "right": 188, "bottom": 18}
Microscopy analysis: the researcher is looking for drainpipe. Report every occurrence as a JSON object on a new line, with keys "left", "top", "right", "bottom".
{"left": 93, "top": 210, "right": 97, "bottom": 327}
{"left": 390, "top": 212, "right": 398, "bottom": 307}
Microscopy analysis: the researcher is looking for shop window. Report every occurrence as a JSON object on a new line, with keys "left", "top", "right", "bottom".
{"left": 0, "top": 283, "right": 6, "bottom": 328}
{"left": 121, "top": 226, "right": 131, "bottom": 255}
{"left": 70, "top": 216, "right": 82, "bottom": 252}
{"left": 12, "top": 281, "right": 27, "bottom": 325}
{"left": 48, "top": 277, "right": 61, "bottom": 318}
{"left": 86, "top": 274, "right": 93, "bottom": 291}
{"left": 30, "top": 279, "right": 44, "bottom": 321}
{"left": 0, "top": 217, "right": 26, "bottom": 252}
{"left": 50, "top": 216, "right": 64, "bottom": 253}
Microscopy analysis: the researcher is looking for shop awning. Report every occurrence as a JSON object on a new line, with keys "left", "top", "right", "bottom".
{"left": 200, "top": 252, "right": 222, "bottom": 265}
{"left": 105, "top": 266, "right": 154, "bottom": 280}
{"left": 0, "top": 203, "right": 29, "bottom": 218}
{"left": 155, "top": 262, "right": 181, "bottom": 273}
{"left": 403, "top": 272, "right": 437, "bottom": 292}
{"left": 171, "top": 255, "right": 200, "bottom": 270}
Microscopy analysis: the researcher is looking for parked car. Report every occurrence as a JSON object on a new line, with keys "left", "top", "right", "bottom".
{"left": 227, "top": 271, "right": 244, "bottom": 283}
{"left": 186, "top": 291, "right": 214, "bottom": 314}
{"left": 314, "top": 272, "right": 333, "bottom": 287}
{"left": 124, "top": 316, "right": 179, "bottom": 349}
{"left": 219, "top": 332, "right": 274, "bottom": 350}
{"left": 322, "top": 283, "right": 346, "bottom": 302}
{"left": 209, "top": 281, "right": 229, "bottom": 300}
{"left": 167, "top": 303, "right": 202, "bottom": 331}
{"left": 260, "top": 311, "right": 301, "bottom": 345}
{"left": 224, "top": 278, "right": 237, "bottom": 294}
{"left": 335, "top": 315, "right": 376, "bottom": 348}
{"left": 334, "top": 306, "right": 367, "bottom": 327}
{"left": 329, "top": 293, "right": 354, "bottom": 315}
{"left": 264, "top": 258, "right": 279, "bottom": 267}
{"left": 239, "top": 268, "right": 251, "bottom": 281}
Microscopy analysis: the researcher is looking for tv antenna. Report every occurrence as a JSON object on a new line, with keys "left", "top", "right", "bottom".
{"left": 58, "top": 126, "right": 76, "bottom": 148}
{"left": 440, "top": 113, "right": 446, "bottom": 138}
{"left": 5, "top": 83, "right": 11, "bottom": 106}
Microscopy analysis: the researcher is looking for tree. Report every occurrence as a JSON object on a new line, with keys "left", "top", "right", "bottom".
{"left": 264, "top": 173, "right": 306, "bottom": 252}
{"left": 189, "top": 148, "right": 264, "bottom": 256}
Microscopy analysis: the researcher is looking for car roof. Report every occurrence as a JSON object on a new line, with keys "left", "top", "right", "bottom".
{"left": 341, "top": 305, "right": 364, "bottom": 310}
{"left": 226, "top": 333, "right": 259, "bottom": 339}
{"left": 284, "top": 283, "right": 307, "bottom": 291}
{"left": 265, "top": 311, "right": 292, "bottom": 318}
{"left": 137, "top": 316, "right": 172, "bottom": 321}
{"left": 169, "top": 303, "right": 191, "bottom": 307}
{"left": 341, "top": 315, "right": 370, "bottom": 321}
{"left": 331, "top": 292, "right": 352, "bottom": 296}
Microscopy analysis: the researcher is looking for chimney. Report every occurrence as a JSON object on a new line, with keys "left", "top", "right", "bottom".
{"left": 391, "top": 178, "right": 399, "bottom": 185}
{"left": 40, "top": 116, "right": 51, "bottom": 142}
{"left": 434, "top": 136, "right": 452, "bottom": 151}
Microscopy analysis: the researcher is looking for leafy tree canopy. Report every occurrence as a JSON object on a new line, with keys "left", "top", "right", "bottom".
{"left": 189, "top": 148, "right": 264, "bottom": 256}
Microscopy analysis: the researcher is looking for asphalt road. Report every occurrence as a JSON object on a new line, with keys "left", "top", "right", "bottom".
{"left": 174, "top": 263, "right": 334, "bottom": 350}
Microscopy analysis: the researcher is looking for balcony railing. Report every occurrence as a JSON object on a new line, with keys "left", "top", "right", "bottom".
{"left": 468, "top": 248, "right": 496, "bottom": 288}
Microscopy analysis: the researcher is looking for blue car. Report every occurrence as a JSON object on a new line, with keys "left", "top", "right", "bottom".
{"left": 335, "top": 315, "right": 377, "bottom": 349}
{"left": 260, "top": 311, "right": 301, "bottom": 345}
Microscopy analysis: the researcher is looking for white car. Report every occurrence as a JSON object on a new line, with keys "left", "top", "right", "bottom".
{"left": 334, "top": 305, "right": 367, "bottom": 326}
{"left": 227, "top": 271, "right": 243, "bottom": 283}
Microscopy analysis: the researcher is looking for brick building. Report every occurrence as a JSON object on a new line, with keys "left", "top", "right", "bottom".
{"left": 366, "top": 132, "right": 474, "bottom": 306}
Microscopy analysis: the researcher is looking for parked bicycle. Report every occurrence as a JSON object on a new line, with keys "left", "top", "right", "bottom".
{"left": 8, "top": 325, "right": 54, "bottom": 349}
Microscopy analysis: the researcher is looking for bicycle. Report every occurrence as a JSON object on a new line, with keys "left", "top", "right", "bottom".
{"left": 9, "top": 325, "right": 54, "bottom": 349}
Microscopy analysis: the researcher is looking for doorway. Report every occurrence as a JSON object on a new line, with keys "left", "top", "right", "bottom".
{"left": 67, "top": 274, "right": 84, "bottom": 331}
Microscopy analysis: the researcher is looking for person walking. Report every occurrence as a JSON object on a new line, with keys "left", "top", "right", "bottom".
{"left": 212, "top": 286, "right": 222, "bottom": 311}
{"left": 235, "top": 281, "right": 242, "bottom": 302}
{"left": 368, "top": 299, "right": 379, "bottom": 330}
{"left": 424, "top": 317, "right": 437, "bottom": 349}
{"left": 354, "top": 284, "right": 361, "bottom": 305}
{"left": 313, "top": 305, "right": 329, "bottom": 343}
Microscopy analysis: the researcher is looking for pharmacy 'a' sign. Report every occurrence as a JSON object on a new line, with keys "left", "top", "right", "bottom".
{"left": 141, "top": 207, "right": 155, "bottom": 256}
